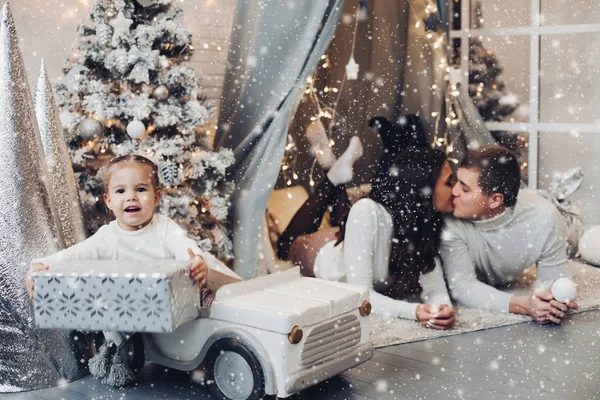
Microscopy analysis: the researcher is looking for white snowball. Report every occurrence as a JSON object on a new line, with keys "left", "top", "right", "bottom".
{"left": 551, "top": 278, "right": 577, "bottom": 303}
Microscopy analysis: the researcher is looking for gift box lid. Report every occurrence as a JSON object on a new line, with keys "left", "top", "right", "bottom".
{"left": 33, "top": 259, "right": 191, "bottom": 278}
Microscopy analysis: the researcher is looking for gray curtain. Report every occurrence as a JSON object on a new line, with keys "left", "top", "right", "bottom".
{"left": 436, "top": 0, "right": 449, "bottom": 33}
{"left": 215, "top": 0, "right": 347, "bottom": 278}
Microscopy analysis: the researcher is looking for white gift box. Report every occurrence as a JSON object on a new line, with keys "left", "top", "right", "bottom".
{"left": 33, "top": 260, "right": 200, "bottom": 333}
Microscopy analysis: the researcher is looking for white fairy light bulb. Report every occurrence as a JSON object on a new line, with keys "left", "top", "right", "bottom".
{"left": 551, "top": 278, "right": 577, "bottom": 303}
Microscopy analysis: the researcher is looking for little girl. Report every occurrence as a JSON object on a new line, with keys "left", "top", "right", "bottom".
{"left": 25, "top": 154, "right": 237, "bottom": 305}
{"left": 25, "top": 154, "right": 240, "bottom": 387}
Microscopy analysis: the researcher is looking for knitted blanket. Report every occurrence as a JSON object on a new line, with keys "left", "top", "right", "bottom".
{"left": 370, "top": 261, "right": 600, "bottom": 348}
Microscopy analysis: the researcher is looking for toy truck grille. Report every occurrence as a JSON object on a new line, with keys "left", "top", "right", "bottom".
{"left": 300, "top": 314, "right": 361, "bottom": 368}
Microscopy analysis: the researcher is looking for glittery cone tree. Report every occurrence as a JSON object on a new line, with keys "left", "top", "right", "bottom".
{"left": 35, "top": 60, "right": 87, "bottom": 248}
{"left": 54, "top": 0, "right": 235, "bottom": 260}
{"left": 0, "top": 4, "right": 86, "bottom": 392}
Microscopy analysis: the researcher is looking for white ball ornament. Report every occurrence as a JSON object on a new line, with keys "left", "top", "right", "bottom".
{"left": 77, "top": 118, "right": 103, "bottom": 139}
{"left": 127, "top": 120, "right": 146, "bottom": 139}
{"left": 551, "top": 278, "right": 577, "bottom": 303}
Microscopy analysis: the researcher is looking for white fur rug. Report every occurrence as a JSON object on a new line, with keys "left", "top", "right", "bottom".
{"left": 370, "top": 261, "right": 600, "bottom": 348}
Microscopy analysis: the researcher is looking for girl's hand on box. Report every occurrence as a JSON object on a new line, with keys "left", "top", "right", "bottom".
{"left": 26, "top": 263, "right": 49, "bottom": 300}
{"left": 187, "top": 248, "right": 207, "bottom": 289}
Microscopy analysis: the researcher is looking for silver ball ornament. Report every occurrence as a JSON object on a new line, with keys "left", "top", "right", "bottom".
{"left": 77, "top": 118, "right": 103, "bottom": 140}
{"left": 152, "top": 85, "right": 169, "bottom": 101}
{"left": 65, "top": 65, "right": 89, "bottom": 92}
{"left": 127, "top": 120, "right": 146, "bottom": 139}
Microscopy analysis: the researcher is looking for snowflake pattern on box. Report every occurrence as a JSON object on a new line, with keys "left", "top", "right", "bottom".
{"left": 32, "top": 260, "right": 200, "bottom": 333}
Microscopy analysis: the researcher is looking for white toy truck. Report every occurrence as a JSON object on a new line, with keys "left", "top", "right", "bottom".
{"left": 34, "top": 264, "right": 373, "bottom": 399}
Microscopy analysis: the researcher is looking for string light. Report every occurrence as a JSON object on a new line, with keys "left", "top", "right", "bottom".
{"left": 280, "top": 6, "right": 360, "bottom": 186}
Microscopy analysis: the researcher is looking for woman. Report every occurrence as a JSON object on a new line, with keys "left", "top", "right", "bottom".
{"left": 277, "top": 124, "right": 456, "bottom": 329}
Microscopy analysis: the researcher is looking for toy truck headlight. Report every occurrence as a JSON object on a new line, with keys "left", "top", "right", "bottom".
{"left": 288, "top": 325, "right": 303, "bottom": 344}
{"left": 359, "top": 300, "right": 372, "bottom": 317}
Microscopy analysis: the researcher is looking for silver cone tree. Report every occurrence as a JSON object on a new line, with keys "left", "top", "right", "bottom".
{"left": 0, "top": 3, "right": 86, "bottom": 392}
{"left": 35, "top": 60, "right": 87, "bottom": 248}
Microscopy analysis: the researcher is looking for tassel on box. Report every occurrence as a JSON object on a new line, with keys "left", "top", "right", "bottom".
{"left": 88, "top": 340, "right": 114, "bottom": 379}
{"left": 102, "top": 351, "right": 136, "bottom": 387}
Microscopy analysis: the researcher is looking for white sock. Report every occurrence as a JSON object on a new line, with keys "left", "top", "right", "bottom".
{"left": 305, "top": 119, "right": 336, "bottom": 170}
{"left": 327, "top": 136, "right": 363, "bottom": 186}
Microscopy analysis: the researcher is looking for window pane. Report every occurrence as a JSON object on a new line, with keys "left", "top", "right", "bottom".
{"left": 450, "top": 0, "right": 461, "bottom": 30}
{"left": 538, "top": 132, "right": 600, "bottom": 225}
{"left": 470, "top": 0, "right": 530, "bottom": 29}
{"left": 540, "top": 33, "right": 600, "bottom": 124}
{"left": 541, "top": 0, "right": 600, "bottom": 26}
{"left": 492, "top": 131, "right": 530, "bottom": 185}
{"left": 469, "top": 36, "right": 529, "bottom": 122}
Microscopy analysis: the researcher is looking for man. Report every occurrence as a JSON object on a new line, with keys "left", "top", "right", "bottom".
{"left": 440, "top": 145, "right": 578, "bottom": 324}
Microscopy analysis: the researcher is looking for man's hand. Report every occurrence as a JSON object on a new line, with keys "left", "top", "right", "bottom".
{"left": 510, "top": 286, "right": 577, "bottom": 324}
{"left": 416, "top": 303, "right": 455, "bottom": 330}
{"left": 26, "top": 263, "right": 49, "bottom": 300}
{"left": 187, "top": 248, "right": 207, "bottom": 289}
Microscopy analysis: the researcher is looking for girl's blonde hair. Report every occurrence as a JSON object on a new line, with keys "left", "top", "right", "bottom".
{"left": 103, "top": 154, "right": 160, "bottom": 193}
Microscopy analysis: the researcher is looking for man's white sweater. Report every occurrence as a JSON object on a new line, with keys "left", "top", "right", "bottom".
{"left": 440, "top": 189, "right": 570, "bottom": 312}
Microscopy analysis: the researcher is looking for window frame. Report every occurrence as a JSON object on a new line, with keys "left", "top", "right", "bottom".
{"left": 449, "top": 0, "right": 600, "bottom": 187}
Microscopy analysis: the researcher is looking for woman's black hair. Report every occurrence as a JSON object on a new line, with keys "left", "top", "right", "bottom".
{"left": 369, "top": 146, "right": 446, "bottom": 298}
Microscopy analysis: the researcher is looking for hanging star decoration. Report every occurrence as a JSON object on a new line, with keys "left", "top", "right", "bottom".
{"left": 423, "top": 12, "right": 441, "bottom": 32}
{"left": 345, "top": 56, "right": 359, "bottom": 80}
{"left": 109, "top": 11, "right": 133, "bottom": 47}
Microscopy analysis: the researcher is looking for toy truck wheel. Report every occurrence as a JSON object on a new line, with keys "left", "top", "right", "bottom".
{"left": 118, "top": 333, "right": 145, "bottom": 375}
{"left": 205, "top": 338, "right": 265, "bottom": 400}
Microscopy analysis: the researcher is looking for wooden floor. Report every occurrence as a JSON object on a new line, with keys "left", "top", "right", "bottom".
{"left": 4, "top": 310, "right": 600, "bottom": 400}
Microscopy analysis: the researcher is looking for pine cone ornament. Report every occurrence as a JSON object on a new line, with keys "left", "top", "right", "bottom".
{"left": 160, "top": 160, "right": 180, "bottom": 187}
{"left": 97, "top": 23, "right": 113, "bottom": 47}
{"left": 115, "top": 53, "right": 128, "bottom": 74}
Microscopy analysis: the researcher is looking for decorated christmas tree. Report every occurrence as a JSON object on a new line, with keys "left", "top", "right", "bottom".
{"left": 54, "top": 0, "right": 234, "bottom": 260}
